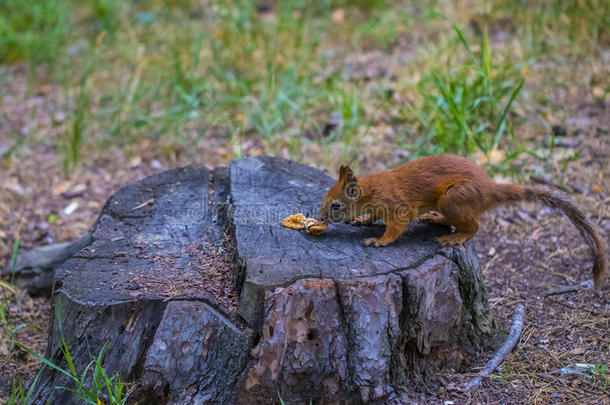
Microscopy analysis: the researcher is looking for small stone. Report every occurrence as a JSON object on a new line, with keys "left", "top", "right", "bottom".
{"left": 151, "top": 159, "right": 163, "bottom": 170}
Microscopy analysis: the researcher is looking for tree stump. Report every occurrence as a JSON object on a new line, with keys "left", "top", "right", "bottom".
{"left": 31, "top": 157, "right": 494, "bottom": 404}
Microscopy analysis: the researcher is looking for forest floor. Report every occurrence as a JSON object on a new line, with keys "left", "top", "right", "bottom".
{"left": 1, "top": 93, "right": 607, "bottom": 403}
{"left": 1, "top": 1, "right": 609, "bottom": 403}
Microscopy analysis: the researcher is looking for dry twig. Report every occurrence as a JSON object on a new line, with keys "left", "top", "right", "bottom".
{"left": 131, "top": 197, "right": 155, "bottom": 211}
{"left": 545, "top": 279, "right": 594, "bottom": 296}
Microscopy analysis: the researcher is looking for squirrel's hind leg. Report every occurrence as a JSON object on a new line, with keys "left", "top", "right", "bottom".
{"left": 434, "top": 182, "right": 482, "bottom": 246}
{"left": 435, "top": 228, "right": 477, "bottom": 246}
{"left": 434, "top": 216, "right": 479, "bottom": 246}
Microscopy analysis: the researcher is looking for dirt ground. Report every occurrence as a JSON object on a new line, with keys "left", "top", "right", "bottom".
{"left": 1, "top": 69, "right": 609, "bottom": 404}
{"left": 449, "top": 108, "right": 610, "bottom": 403}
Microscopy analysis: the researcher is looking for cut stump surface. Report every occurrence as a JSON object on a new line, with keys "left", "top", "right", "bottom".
{"left": 32, "top": 157, "right": 494, "bottom": 405}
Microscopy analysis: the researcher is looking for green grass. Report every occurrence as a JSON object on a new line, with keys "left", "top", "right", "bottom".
{"left": 61, "top": 65, "right": 92, "bottom": 174}
{"left": 1, "top": 239, "right": 21, "bottom": 356}
{"left": 401, "top": 22, "right": 525, "bottom": 159}
{"left": 1, "top": 296, "right": 132, "bottom": 405}
{"left": 491, "top": 0, "right": 610, "bottom": 60}
{"left": 1, "top": 241, "right": 130, "bottom": 405}
{"left": 2, "top": 372, "right": 41, "bottom": 405}
{"left": 0, "top": 0, "right": 606, "bottom": 173}
{"left": 0, "top": 0, "right": 70, "bottom": 67}
{"left": 590, "top": 363, "right": 609, "bottom": 391}
{"left": 15, "top": 341, "right": 131, "bottom": 405}
{"left": 0, "top": 240, "right": 36, "bottom": 405}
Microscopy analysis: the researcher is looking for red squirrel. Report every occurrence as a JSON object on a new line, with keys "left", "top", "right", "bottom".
{"left": 318, "top": 154, "right": 606, "bottom": 287}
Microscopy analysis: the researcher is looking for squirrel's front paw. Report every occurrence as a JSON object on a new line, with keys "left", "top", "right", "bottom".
{"left": 350, "top": 215, "right": 373, "bottom": 226}
{"left": 363, "top": 237, "right": 383, "bottom": 247}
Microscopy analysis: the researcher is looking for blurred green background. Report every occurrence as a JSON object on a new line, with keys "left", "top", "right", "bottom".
{"left": 0, "top": 0, "right": 608, "bottom": 175}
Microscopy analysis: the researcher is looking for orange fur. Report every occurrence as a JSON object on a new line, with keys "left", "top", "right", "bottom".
{"left": 318, "top": 154, "right": 606, "bottom": 287}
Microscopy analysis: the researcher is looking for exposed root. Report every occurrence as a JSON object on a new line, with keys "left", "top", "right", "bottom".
{"left": 465, "top": 303, "right": 525, "bottom": 391}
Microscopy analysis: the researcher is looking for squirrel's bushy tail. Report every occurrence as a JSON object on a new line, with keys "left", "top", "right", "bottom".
{"left": 493, "top": 184, "right": 606, "bottom": 288}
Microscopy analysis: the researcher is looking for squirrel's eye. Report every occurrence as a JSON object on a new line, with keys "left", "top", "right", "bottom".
{"left": 331, "top": 202, "right": 342, "bottom": 210}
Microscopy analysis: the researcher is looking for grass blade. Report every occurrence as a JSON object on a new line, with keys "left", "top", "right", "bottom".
{"left": 0, "top": 280, "right": 15, "bottom": 293}
{"left": 453, "top": 24, "right": 479, "bottom": 67}
{"left": 11, "top": 237, "right": 19, "bottom": 285}
{"left": 59, "top": 386, "right": 99, "bottom": 405}
{"left": 60, "top": 337, "right": 78, "bottom": 377}
{"left": 483, "top": 26, "right": 490, "bottom": 77}
{"left": 493, "top": 77, "right": 525, "bottom": 149}
{"left": 431, "top": 72, "right": 472, "bottom": 150}
{"left": 23, "top": 369, "right": 43, "bottom": 405}
{"left": 0, "top": 301, "right": 8, "bottom": 326}
{"left": 14, "top": 342, "right": 78, "bottom": 382}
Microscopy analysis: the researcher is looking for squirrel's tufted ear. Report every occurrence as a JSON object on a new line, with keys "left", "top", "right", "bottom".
{"left": 339, "top": 165, "right": 354, "bottom": 180}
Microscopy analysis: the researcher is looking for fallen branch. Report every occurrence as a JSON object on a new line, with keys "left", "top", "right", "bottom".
{"left": 545, "top": 279, "right": 594, "bottom": 296}
{"left": 465, "top": 304, "right": 525, "bottom": 391}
